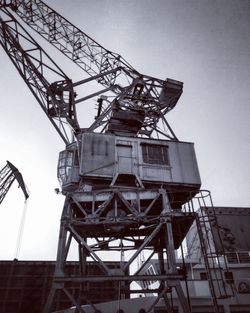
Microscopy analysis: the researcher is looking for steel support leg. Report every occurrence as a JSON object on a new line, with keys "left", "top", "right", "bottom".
{"left": 161, "top": 189, "right": 192, "bottom": 313}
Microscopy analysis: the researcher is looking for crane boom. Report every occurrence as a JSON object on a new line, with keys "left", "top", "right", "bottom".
{"left": 0, "top": 161, "right": 29, "bottom": 204}
{"left": 0, "top": 7, "right": 78, "bottom": 144}
{"left": 5, "top": 0, "right": 137, "bottom": 88}
{"left": 0, "top": 0, "right": 183, "bottom": 139}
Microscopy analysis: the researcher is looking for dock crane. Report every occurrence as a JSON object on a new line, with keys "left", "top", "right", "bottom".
{"left": 0, "top": 1, "right": 224, "bottom": 313}
{"left": 0, "top": 160, "right": 29, "bottom": 205}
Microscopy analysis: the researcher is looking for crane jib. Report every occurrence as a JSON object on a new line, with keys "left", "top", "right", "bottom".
{"left": 0, "top": 161, "right": 29, "bottom": 204}
{"left": 0, "top": 0, "right": 183, "bottom": 141}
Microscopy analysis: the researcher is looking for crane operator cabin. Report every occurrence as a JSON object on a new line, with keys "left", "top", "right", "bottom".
{"left": 58, "top": 132, "right": 201, "bottom": 208}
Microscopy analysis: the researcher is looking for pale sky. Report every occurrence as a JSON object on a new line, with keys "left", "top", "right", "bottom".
{"left": 0, "top": 0, "right": 249, "bottom": 261}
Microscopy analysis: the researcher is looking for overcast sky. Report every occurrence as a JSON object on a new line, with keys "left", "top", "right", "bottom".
{"left": 0, "top": 0, "right": 249, "bottom": 261}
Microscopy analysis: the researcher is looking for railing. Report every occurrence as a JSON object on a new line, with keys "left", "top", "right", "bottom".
{"left": 226, "top": 252, "right": 250, "bottom": 264}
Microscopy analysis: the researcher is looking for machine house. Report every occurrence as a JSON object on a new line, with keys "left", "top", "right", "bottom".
{"left": 58, "top": 132, "right": 201, "bottom": 196}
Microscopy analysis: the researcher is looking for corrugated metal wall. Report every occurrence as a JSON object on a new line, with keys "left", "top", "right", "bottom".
{"left": 0, "top": 260, "right": 129, "bottom": 313}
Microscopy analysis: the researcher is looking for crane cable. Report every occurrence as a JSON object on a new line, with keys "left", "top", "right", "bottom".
{"left": 14, "top": 195, "right": 30, "bottom": 260}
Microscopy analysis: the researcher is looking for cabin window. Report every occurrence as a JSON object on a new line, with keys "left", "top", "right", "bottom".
{"left": 225, "top": 271, "right": 234, "bottom": 284}
{"left": 57, "top": 150, "right": 73, "bottom": 184}
{"left": 73, "top": 151, "right": 79, "bottom": 166}
{"left": 200, "top": 272, "right": 208, "bottom": 280}
{"left": 141, "top": 143, "right": 169, "bottom": 165}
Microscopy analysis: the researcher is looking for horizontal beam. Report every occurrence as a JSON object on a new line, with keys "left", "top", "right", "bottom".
{"left": 54, "top": 274, "right": 183, "bottom": 283}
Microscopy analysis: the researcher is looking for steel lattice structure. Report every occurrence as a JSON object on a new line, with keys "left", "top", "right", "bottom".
{"left": 0, "top": 0, "right": 183, "bottom": 142}
{"left": 0, "top": 161, "right": 29, "bottom": 204}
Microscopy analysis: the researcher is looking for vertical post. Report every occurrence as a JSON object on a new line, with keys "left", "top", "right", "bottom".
{"left": 160, "top": 189, "right": 192, "bottom": 313}
{"left": 43, "top": 197, "right": 71, "bottom": 313}
{"left": 158, "top": 248, "right": 173, "bottom": 312}
{"left": 78, "top": 244, "right": 87, "bottom": 307}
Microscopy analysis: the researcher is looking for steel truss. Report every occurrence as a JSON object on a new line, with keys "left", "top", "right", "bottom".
{"left": 0, "top": 1, "right": 183, "bottom": 140}
{"left": 43, "top": 187, "right": 196, "bottom": 313}
{"left": 0, "top": 160, "right": 29, "bottom": 204}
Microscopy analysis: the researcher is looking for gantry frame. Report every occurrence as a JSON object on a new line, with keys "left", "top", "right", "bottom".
{"left": 43, "top": 187, "right": 195, "bottom": 313}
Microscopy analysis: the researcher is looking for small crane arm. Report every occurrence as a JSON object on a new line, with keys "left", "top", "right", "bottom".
{"left": 0, "top": 161, "right": 29, "bottom": 205}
